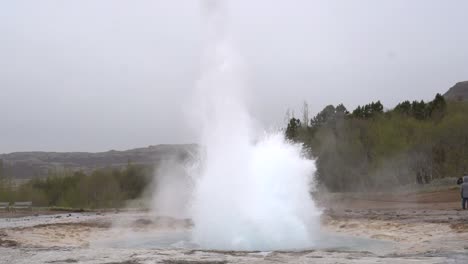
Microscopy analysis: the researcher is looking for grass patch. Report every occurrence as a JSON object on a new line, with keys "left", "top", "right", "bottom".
{"left": 48, "top": 206, "right": 89, "bottom": 213}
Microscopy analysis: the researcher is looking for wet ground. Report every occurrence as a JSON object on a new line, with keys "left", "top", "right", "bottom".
{"left": 1, "top": 188, "right": 468, "bottom": 263}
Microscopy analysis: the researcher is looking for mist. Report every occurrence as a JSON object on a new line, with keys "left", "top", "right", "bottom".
{"left": 146, "top": 0, "right": 321, "bottom": 250}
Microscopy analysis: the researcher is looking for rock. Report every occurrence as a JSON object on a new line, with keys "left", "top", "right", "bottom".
{"left": 0, "top": 238, "right": 19, "bottom": 247}
{"left": 444, "top": 81, "right": 468, "bottom": 101}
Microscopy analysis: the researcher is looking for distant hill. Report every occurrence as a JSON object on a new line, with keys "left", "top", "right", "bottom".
{"left": 0, "top": 144, "right": 197, "bottom": 180}
{"left": 444, "top": 81, "right": 468, "bottom": 101}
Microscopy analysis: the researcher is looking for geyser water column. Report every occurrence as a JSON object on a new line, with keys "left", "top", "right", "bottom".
{"left": 190, "top": 0, "right": 321, "bottom": 250}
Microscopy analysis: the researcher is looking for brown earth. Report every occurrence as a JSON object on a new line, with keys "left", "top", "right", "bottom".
{"left": 318, "top": 187, "right": 462, "bottom": 210}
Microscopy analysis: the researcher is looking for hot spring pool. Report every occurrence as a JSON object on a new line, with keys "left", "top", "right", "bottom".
{"left": 97, "top": 230, "right": 394, "bottom": 254}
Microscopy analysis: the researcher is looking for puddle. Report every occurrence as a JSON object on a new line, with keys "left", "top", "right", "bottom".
{"left": 313, "top": 232, "right": 394, "bottom": 254}
{"left": 94, "top": 230, "right": 394, "bottom": 254}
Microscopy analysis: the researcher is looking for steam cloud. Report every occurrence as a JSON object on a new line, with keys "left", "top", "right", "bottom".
{"left": 150, "top": 0, "right": 321, "bottom": 251}
{"left": 186, "top": 0, "right": 322, "bottom": 250}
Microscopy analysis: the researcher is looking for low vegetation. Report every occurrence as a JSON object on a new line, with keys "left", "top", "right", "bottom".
{"left": 0, "top": 164, "right": 152, "bottom": 208}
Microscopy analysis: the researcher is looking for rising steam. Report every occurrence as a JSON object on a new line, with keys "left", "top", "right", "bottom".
{"left": 186, "top": 0, "right": 322, "bottom": 250}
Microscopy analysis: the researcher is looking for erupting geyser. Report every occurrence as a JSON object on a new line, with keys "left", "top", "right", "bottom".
{"left": 188, "top": 0, "right": 322, "bottom": 251}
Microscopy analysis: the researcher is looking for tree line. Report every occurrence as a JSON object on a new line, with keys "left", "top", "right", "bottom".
{"left": 0, "top": 163, "right": 152, "bottom": 209}
{"left": 286, "top": 94, "right": 468, "bottom": 191}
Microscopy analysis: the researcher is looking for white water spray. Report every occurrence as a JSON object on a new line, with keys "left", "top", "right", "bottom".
{"left": 188, "top": 0, "right": 322, "bottom": 251}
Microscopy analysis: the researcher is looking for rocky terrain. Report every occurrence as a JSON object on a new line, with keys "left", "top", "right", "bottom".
{"left": 444, "top": 81, "right": 468, "bottom": 101}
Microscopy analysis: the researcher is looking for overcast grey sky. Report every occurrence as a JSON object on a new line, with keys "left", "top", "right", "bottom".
{"left": 1, "top": 0, "right": 467, "bottom": 153}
